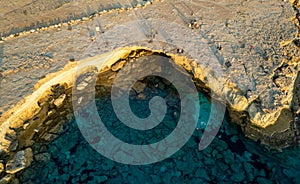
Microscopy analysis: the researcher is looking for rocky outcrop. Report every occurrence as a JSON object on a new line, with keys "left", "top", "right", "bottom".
{"left": 0, "top": 0, "right": 300, "bottom": 182}
{"left": 0, "top": 46, "right": 299, "bottom": 182}
{"left": 6, "top": 148, "right": 32, "bottom": 174}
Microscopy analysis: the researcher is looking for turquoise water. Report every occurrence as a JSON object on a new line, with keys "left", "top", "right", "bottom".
{"left": 18, "top": 81, "right": 300, "bottom": 183}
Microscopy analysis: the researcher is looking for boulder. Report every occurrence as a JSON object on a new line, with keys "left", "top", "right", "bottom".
{"left": 5, "top": 148, "right": 33, "bottom": 174}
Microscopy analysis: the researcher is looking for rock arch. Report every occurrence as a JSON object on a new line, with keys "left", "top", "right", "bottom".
{"left": 0, "top": 46, "right": 298, "bottom": 182}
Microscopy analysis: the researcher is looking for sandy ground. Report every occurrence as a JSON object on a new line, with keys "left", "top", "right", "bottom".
{"left": 0, "top": 0, "right": 299, "bottom": 119}
{"left": 0, "top": 0, "right": 147, "bottom": 36}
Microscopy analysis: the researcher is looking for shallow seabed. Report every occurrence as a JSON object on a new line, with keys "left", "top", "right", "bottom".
{"left": 18, "top": 87, "right": 300, "bottom": 183}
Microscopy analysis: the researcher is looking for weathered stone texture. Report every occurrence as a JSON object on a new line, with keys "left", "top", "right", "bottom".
{"left": 0, "top": 0, "right": 299, "bottom": 182}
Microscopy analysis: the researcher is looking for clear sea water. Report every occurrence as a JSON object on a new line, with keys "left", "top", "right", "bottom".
{"left": 18, "top": 82, "right": 300, "bottom": 183}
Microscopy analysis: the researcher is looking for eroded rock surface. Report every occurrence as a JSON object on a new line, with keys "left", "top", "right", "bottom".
{"left": 0, "top": 0, "right": 299, "bottom": 182}
{"left": 0, "top": 0, "right": 154, "bottom": 37}
{"left": 0, "top": 45, "right": 298, "bottom": 182}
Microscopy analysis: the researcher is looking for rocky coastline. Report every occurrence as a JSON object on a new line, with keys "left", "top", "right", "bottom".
{"left": 0, "top": 0, "right": 299, "bottom": 183}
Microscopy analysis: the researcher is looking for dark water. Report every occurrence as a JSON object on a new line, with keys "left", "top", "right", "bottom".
{"left": 18, "top": 82, "right": 300, "bottom": 183}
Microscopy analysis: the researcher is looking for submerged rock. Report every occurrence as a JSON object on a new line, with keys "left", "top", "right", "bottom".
{"left": 93, "top": 175, "right": 108, "bottom": 183}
